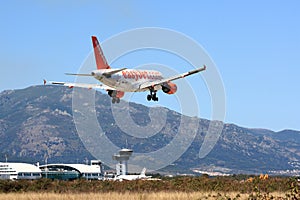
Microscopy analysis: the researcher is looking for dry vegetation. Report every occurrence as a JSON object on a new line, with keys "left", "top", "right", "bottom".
{"left": 0, "top": 191, "right": 290, "bottom": 200}
{"left": 0, "top": 176, "right": 298, "bottom": 200}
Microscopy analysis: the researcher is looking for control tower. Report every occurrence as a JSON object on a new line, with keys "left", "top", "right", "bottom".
{"left": 112, "top": 149, "right": 133, "bottom": 176}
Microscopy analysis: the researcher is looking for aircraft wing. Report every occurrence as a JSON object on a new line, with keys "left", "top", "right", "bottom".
{"left": 139, "top": 65, "right": 206, "bottom": 90}
{"left": 48, "top": 81, "right": 115, "bottom": 90}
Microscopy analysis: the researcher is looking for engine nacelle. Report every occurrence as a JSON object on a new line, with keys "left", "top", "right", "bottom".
{"left": 108, "top": 90, "right": 125, "bottom": 98}
{"left": 116, "top": 91, "right": 125, "bottom": 98}
{"left": 162, "top": 82, "right": 177, "bottom": 94}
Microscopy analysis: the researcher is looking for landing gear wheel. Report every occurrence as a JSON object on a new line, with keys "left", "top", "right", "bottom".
{"left": 147, "top": 89, "right": 159, "bottom": 102}
{"left": 112, "top": 97, "right": 120, "bottom": 104}
{"left": 152, "top": 93, "right": 158, "bottom": 101}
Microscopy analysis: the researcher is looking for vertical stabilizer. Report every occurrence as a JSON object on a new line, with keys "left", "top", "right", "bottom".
{"left": 140, "top": 168, "right": 147, "bottom": 176}
{"left": 91, "top": 36, "right": 110, "bottom": 69}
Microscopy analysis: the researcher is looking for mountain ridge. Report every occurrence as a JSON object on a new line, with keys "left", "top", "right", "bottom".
{"left": 0, "top": 85, "right": 299, "bottom": 175}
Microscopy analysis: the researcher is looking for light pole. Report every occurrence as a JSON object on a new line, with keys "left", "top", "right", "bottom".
{"left": 45, "top": 156, "right": 48, "bottom": 179}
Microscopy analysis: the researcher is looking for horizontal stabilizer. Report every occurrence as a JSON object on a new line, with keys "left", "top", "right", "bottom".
{"left": 49, "top": 81, "right": 115, "bottom": 90}
{"left": 65, "top": 73, "right": 93, "bottom": 76}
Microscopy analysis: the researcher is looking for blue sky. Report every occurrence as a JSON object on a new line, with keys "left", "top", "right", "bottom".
{"left": 1, "top": 1, "right": 299, "bottom": 131}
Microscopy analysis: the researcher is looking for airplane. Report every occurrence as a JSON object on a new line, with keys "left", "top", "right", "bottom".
{"left": 115, "top": 167, "right": 152, "bottom": 181}
{"left": 47, "top": 36, "right": 206, "bottom": 103}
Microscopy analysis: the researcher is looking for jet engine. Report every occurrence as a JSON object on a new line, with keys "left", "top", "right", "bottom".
{"left": 116, "top": 91, "right": 125, "bottom": 98}
{"left": 161, "top": 82, "right": 177, "bottom": 94}
{"left": 108, "top": 90, "right": 125, "bottom": 98}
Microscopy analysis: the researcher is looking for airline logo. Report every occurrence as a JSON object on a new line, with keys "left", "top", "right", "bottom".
{"left": 122, "top": 70, "right": 162, "bottom": 81}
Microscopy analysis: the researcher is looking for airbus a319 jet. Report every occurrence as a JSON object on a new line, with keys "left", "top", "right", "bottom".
{"left": 47, "top": 36, "right": 206, "bottom": 103}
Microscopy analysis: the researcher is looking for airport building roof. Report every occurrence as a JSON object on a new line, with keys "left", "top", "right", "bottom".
{"left": 39, "top": 163, "right": 101, "bottom": 173}
{"left": 0, "top": 162, "right": 41, "bottom": 173}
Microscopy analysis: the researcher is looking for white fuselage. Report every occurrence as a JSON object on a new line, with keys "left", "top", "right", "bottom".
{"left": 116, "top": 174, "right": 148, "bottom": 181}
{"left": 92, "top": 69, "right": 164, "bottom": 92}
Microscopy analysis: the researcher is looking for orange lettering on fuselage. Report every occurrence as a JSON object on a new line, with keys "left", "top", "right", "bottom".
{"left": 121, "top": 70, "right": 162, "bottom": 81}
{"left": 122, "top": 71, "right": 127, "bottom": 78}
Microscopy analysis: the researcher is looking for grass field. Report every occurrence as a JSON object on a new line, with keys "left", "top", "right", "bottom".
{"left": 0, "top": 176, "right": 298, "bottom": 199}
{"left": 0, "top": 192, "right": 289, "bottom": 200}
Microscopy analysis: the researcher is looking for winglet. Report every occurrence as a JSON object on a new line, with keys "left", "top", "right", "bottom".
{"left": 91, "top": 36, "right": 110, "bottom": 70}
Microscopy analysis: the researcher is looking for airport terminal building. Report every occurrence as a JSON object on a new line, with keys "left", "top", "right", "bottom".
{"left": 39, "top": 160, "right": 103, "bottom": 180}
{"left": 0, "top": 150, "right": 133, "bottom": 180}
{"left": 0, "top": 160, "right": 103, "bottom": 180}
{"left": 0, "top": 162, "right": 42, "bottom": 180}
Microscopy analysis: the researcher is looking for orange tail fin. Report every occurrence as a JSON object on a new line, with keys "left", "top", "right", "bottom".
{"left": 91, "top": 36, "right": 110, "bottom": 69}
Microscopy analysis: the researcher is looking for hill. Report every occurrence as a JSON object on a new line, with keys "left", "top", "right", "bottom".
{"left": 0, "top": 86, "right": 299, "bottom": 175}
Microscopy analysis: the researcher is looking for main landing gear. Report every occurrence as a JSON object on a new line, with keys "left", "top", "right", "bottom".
{"left": 147, "top": 90, "right": 158, "bottom": 101}
{"left": 108, "top": 90, "right": 120, "bottom": 104}
{"left": 111, "top": 97, "right": 120, "bottom": 104}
